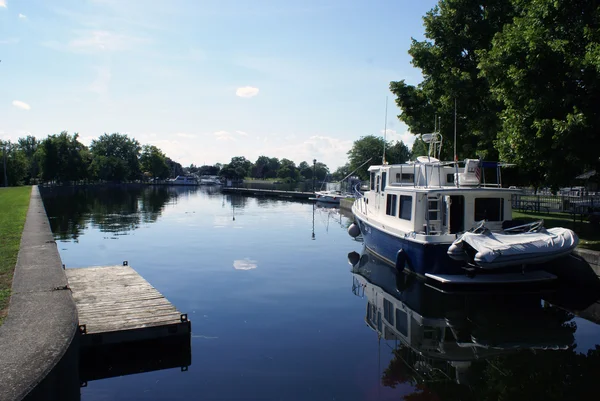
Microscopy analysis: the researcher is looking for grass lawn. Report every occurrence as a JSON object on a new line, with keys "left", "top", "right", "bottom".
{"left": 0, "top": 186, "right": 31, "bottom": 325}
{"left": 512, "top": 210, "right": 600, "bottom": 251}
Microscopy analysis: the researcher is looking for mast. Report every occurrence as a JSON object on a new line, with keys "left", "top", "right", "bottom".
{"left": 454, "top": 97, "right": 457, "bottom": 162}
{"left": 382, "top": 96, "right": 388, "bottom": 164}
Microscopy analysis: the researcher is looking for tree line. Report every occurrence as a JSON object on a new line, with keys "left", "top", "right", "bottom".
{"left": 0, "top": 132, "right": 184, "bottom": 186}
{"left": 391, "top": 0, "right": 600, "bottom": 190}
{"left": 1, "top": 131, "right": 412, "bottom": 187}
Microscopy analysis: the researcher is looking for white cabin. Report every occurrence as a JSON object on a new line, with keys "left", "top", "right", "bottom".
{"left": 354, "top": 157, "right": 518, "bottom": 241}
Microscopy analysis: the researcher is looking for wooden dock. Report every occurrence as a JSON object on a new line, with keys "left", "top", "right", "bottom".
{"left": 65, "top": 263, "right": 190, "bottom": 347}
{"left": 221, "top": 187, "right": 315, "bottom": 199}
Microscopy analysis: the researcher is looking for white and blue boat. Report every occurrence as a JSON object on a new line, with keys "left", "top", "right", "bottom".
{"left": 349, "top": 133, "right": 577, "bottom": 284}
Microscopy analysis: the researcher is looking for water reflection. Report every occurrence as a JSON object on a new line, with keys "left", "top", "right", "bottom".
{"left": 41, "top": 185, "right": 181, "bottom": 240}
{"left": 349, "top": 248, "right": 600, "bottom": 400}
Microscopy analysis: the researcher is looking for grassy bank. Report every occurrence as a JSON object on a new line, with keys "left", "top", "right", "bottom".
{"left": 512, "top": 210, "right": 600, "bottom": 251}
{"left": 0, "top": 186, "right": 31, "bottom": 325}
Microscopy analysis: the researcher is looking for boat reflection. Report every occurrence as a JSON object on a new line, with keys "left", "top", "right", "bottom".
{"left": 349, "top": 247, "right": 600, "bottom": 396}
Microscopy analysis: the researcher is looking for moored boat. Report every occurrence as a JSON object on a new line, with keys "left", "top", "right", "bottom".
{"left": 348, "top": 132, "right": 577, "bottom": 284}
{"left": 313, "top": 190, "right": 352, "bottom": 204}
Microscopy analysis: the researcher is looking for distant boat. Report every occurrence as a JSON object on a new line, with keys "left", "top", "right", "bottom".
{"left": 169, "top": 175, "right": 197, "bottom": 185}
{"left": 313, "top": 190, "right": 352, "bottom": 204}
{"left": 199, "top": 176, "right": 221, "bottom": 186}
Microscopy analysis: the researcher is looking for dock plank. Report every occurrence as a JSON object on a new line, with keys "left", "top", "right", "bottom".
{"left": 65, "top": 265, "right": 190, "bottom": 346}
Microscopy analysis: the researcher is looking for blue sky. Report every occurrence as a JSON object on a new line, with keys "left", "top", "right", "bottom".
{"left": 0, "top": 0, "right": 437, "bottom": 169}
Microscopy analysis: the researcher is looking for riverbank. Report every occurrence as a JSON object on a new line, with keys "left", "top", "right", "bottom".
{"left": 0, "top": 187, "right": 32, "bottom": 325}
{"left": 0, "top": 186, "right": 79, "bottom": 400}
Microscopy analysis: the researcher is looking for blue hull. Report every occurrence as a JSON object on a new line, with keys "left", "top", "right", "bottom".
{"left": 356, "top": 217, "right": 466, "bottom": 276}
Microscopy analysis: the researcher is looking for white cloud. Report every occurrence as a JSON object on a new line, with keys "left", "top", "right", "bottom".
{"left": 214, "top": 130, "right": 235, "bottom": 141}
{"left": 12, "top": 100, "right": 31, "bottom": 110}
{"left": 175, "top": 132, "right": 197, "bottom": 139}
{"left": 89, "top": 66, "right": 111, "bottom": 95}
{"left": 381, "top": 129, "right": 416, "bottom": 149}
{"left": 18, "top": 13, "right": 26, "bottom": 19}
{"left": 0, "top": 1, "right": 6, "bottom": 9}
{"left": 235, "top": 130, "right": 248, "bottom": 136}
{"left": 43, "top": 30, "right": 148, "bottom": 54}
{"left": 235, "top": 86, "right": 259, "bottom": 98}
{"left": 0, "top": 38, "right": 19, "bottom": 44}
{"left": 233, "top": 259, "right": 257, "bottom": 271}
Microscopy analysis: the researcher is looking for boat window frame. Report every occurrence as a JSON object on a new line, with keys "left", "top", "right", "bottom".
{"left": 395, "top": 308, "right": 408, "bottom": 336}
{"left": 474, "top": 197, "right": 505, "bottom": 221}
{"left": 399, "top": 195, "right": 413, "bottom": 221}
{"left": 381, "top": 172, "right": 387, "bottom": 191}
{"left": 383, "top": 298, "right": 394, "bottom": 325}
{"left": 386, "top": 194, "right": 397, "bottom": 216}
{"left": 370, "top": 172, "right": 375, "bottom": 190}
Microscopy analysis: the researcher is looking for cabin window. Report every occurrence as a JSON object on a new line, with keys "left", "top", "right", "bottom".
{"left": 428, "top": 199, "right": 439, "bottom": 221}
{"left": 386, "top": 194, "right": 397, "bottom": 216}
{"left": 447, "top": 174, "right": 454, "bottom": 183}
{"left": 474, "top": 198, "right": 504, "bottom": 221}
{"left": 376, "top": 175, "right": 380, "bottom": 192}
{"left": 395, "top": 308, "right": 408, "bottom": 336}
{"left": 381, "top": 172, "right": 387, "bottom": 191}
{"left": 395, "top": 173, "right": 414, "bottom": 183}
{"left": 383, "top": 299, "right": 394, "bottom": 325}
{"left": 370, "top": 172, "right": 375, "bottom": 190}
{"left": 399, "top": 195, "right": 412, "bottom": 220}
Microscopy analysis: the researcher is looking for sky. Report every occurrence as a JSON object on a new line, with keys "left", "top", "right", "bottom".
{"left": 0, "top": 0, "right": 438, "bottom": 170}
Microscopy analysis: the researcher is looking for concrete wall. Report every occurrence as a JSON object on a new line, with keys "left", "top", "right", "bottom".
{"left": 574, "top": 248, "right": 600, "bottom": 277}
{"left": 340, "top": 198, "right": 354, "bottom": 215}
{"left": 0, "top": 186, "right": 79, "bottom": 401}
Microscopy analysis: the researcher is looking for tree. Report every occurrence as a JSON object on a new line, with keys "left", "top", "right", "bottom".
{"left": 252, "top": 156, "right": 272, "bottom": 179}
{"left": 17, "top": 135, "right": 39, "bottom": 183}
{"left": 347, "top": 135, "right": 411, "bottom": 180}
{"left": 314, "top": 162, "right": 329, "bottom": 181}
{"left": 37, "top": 132, "right": 89, "bottom": 184}
{"left": 90, "top": 133, "right": 141, "bottom": 182}
{"left": 198, "top": 164, "right": 220, "bottom": 176}
{"left": 298, "top": 161, "right": 312, "bottom": 180}
{"left": 478, "top": 0, "right": 600, "bottom": 189}
{"left": 331, "top": 163, "right": 351, "bottom": 181}
{"left": 166, "top": 158, "right": 184, "bottom": 178}
{"left": 140, "top": 145, "right": 170, "bottom": 179}
{"left": 219, "top": 156, "right": 252, "bottom": 180}
{"left": 410, "top": 137, "right": 429, "bottom": 160}
{"left": 390, "top": 0, "right": 515, "bottom": 161}
{"left": 276, "top": 158, "right": 299, "bottom": 182}
{"left": 0, "top": 140, "right": 28, "bottom": 186}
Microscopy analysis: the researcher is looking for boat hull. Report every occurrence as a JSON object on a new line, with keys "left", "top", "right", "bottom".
{"left": 354, "top": 214, "right": 466, "bottom": 276}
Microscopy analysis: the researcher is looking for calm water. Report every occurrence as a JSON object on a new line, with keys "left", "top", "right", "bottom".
{"left": 42, "top": 186, "right": 600, "bottom": 401}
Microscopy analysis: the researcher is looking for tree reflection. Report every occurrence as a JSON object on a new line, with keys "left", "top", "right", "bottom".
{"left": 42, "top": 185, "right": 177, "bottom": 239}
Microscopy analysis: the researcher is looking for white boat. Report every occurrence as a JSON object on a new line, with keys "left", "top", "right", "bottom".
{"left": 199, "top": 176, "right": 221, "bottom": 186}
{"left": 169, "top": 175, "right": 197, "bottom": 185}
{"left": 314, "top": 190, "right": 352, "bottom": 204}
{"left": 448, "top": 220, "right": 578, "bottom": 268}
{"left": 349, "top": 132, "right": 578, "bottom": 283}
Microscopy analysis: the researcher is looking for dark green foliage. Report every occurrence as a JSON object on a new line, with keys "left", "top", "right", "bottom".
{"left": 348, "top": 135, "right": 411, "bottom": 180}
{"left": 37, "top": 132, "right": 89, "bottom": 184}
{"left": 0, "top": 141, "right": 28, "bottom": 186}
{"left": 140, "top": 145, "right": 170, "bottom": 179}
{"left": 90, "top": 133, "right": 141, "bottom": 182}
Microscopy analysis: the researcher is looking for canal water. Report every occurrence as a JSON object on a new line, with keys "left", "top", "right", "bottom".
{"left": 41, "top": 186, "right": 600, "bottom": 401}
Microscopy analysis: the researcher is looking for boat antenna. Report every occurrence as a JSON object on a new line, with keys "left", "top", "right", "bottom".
{"left": 454, "top": 97, "right": 457, "bottom": 162}
{"left": 382, "top": 96, "right": 388, "bottom": 165}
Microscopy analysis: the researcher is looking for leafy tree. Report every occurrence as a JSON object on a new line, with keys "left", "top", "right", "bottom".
{"left": 266, "top": 158, "right": 280, "bottom": 179}
{"left": 478, "top": 0, "right": 600, "bottom": 189}
{"left": 140, "top": 145, "right": 170, "bottom": 179}
{"left": 165, "top": 158, "right": 184, "bottom": 178}
{"left": 390, "top": 0, "right": 515, "bottom": 161}
{"left": 0, "top": 140, "right": 28, "bottom": 186}
{"left": 17, "top": 135, "right": 39, "bottom": 183}
{"left": 331, "top": 163, "right": 351, "bottom": 181}
{"left": 37, "top": 132, "right": 89, "bottom": 184}
{"left": 410, "top": 137, "right": 429, "bottom": 160}
{"left": 298, "top": 161, "right": 312, "bottom": 180}
{"left": 219, "top": 156, "right": 252, "bottom": 180}
{"left": 198, "top": 164, "right": 220, "bottom": 176}
{"left": 276, "top": 158, "right": 299, "bottom": 182}
{"left": 348, "top": 135, "right": 411, "bottom": 180}
{"left": 252, "top": 156, "right": 272, "bottom": 179}
{"left": 90, "top": 133, "right": 141, "bottom": 182}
